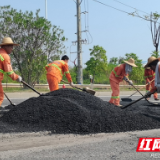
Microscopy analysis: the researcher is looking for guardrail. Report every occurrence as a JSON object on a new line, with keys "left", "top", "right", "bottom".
{"left": 2, "top": 83, "right": 146, "bottom": 90}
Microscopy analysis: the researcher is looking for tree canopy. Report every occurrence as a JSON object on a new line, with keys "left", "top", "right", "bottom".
{"left": 0, "top": 6, "right": 67, "bottom": 85}
{"left": 85, "top": 45, "right": 107, "bottom": 83}
{"left": 124, "top": 53, "right": 144, "bottom": 84}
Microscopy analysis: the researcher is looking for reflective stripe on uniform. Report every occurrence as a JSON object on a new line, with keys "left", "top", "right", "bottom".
{"left": 147, "top": 75, "right": 153, "bottom": 78}
{"left": 0, "top": 55, "right": 14, "bottom": 75}
{"left": 64, "top": 71, "right": 70, "bottom": 75}
{"left": 0, "top": 69, "right": 14, "bottom": 75}
{"left": 60, "top": 61, "right": 65, "bottom": 64}
{"left": 113, "top": 69, "right": 119, "bottom": 77}
{"left": 112, "top": 64, "right": 121, "bottom": 77}
{"left": 46, "top": 63, "right": 63, "bottom": 76}
{"left": 0, "top": 55, "right": 4, "bottom": 61}
{"left": 111, "top": 96, "right": 120, "bottom": 99}
{"left": 144, "top": 73, "right": 155, "bottom": 79}
{"left": 0, "top": 69, "right": 4, "bottom": 74}
{"left": 6, "top": 71, "right": 14, "bottom": 75}
{"left": 0, "top": 55, "right": 4, "bottom": 73}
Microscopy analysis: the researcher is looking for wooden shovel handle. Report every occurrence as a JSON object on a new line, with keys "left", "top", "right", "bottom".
{"left": 61, "top": 80, "right": 83, "bottom": 91}
{"left": 145, "top": 78, "right": 155, "bottom": 86}
{"left": 21, "top": 80, "right": 41, "bottom": 96}
{"left": 121, "top": 90, "right": 156, "bottom": 109}
{"left": 4, "top": 92, "right": 15, "bottom": 106}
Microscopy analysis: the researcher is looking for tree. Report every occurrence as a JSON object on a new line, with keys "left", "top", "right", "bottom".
{"left": 109, "top": 57, "right": 118, "bottom": 64}
{"left": 85, "top": 45, "right": 107, "bottom": 83}
{"left": 68, "top": 66, "right": 77, "bottom": 83}
{"left": 118, "top": 57, "right": 125, "bottom": 64}
{"left": 150, "top": 12, "right": 160, "bottom": 53}
{"left": 0, "top": 6, "right": 67, "bottom": 86}
{"left": 124, "top": 53, "right": 144, "bottom": 84}
{"left": 151, "top": 50, "right": 160, "bottom": 58}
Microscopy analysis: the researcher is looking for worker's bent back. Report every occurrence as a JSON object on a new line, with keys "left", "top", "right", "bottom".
{"left": 45, "top": 60, "right": 72, "bottom": 83}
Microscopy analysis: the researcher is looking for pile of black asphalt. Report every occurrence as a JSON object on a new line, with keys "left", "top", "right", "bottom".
{"left": 0, "top": 88, "right": 160, "bottom": 134}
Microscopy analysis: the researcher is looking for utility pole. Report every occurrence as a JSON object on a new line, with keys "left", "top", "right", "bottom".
{"left": 45, "top": 0, "right": 47, "bottom": 19}
{"left": 76, "top": 0, "right": 83, "bottom": 84}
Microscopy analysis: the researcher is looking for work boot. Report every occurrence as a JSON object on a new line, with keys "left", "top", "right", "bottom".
{"left": 154, "top": 98, "right": 159, "bottom": 101}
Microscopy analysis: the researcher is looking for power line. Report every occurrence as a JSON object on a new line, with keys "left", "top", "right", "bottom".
{"left": 111, "top": 0, "right": 149, "bottom": 15}
{"left": 92, "top": 0, "right": 160, "bottom": 24}
{"left": 93, "top": 0, "right": 130, "bottom": 14}
{"left": 83, "top": 0, "right": 93, "bottom": 44}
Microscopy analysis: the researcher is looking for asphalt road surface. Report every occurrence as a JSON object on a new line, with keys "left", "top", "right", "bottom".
{"left": 1, "top": 94, "right": 160, "bottom": 107}
{"left": 1, "top": 92, "right": 160, "bottom": 160}
{"left": 0, "top": 130, "right": 160, "bottom": 160}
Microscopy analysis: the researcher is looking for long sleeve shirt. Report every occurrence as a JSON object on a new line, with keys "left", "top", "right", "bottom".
{"left": 109, "top": 63, "right": 129, "bottom": 84}
{"left": 45, "top": 60, "right": 72, "bottom": 83}
{"left": 0, "top": 48, "right": 18, "bottom": 81}
{"left": 144, "top": 68, "right": 155, "bottom": 83}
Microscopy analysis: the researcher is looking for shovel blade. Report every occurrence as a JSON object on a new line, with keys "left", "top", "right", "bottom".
{"left": 83, "top": 87, "right": 96, "bottom": 95}
{"left": 121, "top": 98, "right": 132, "bottom": 102}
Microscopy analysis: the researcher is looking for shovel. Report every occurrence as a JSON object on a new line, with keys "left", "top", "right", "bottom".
{"left": 121, "top": 79, "right": 155, "bottom": 102}
{"left": 61, "top": 80, "right": 96, "bottom": 95}
{"left": 122, "top": 79, "right": 152, "bottom": 105}
{"left": 121, "top": 90, "right": 157, "bottom": 109}
{"left": 21, "top": 80, "right": 48, "bottom": 97}
{"left": 4, "top": 92, "right": 16, "bottom": 106}
{"left": 21, "top": 80, "right": 42, "bottom": 96}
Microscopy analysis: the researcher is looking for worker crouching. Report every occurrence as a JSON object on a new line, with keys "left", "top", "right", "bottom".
{"left": 45, "top": 55, "right": 74, "bottom": 91}
{"left": 145, "top": 56, "right": 160, "bottom": 97}
{"left": 144, "top": 66, "right": 159, "bottom": 100}
{"left": 109, "top": 58, "right": 137, "bottom": 107}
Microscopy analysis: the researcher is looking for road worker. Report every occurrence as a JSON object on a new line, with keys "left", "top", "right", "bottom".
{"left": 144, "top": 66, "right": 159, "bottom": 100}
{"left": 145, "top": 56, "right": 160, "bottom": 96}
{"left": 0, "top": 37, "right": 22, "bottom": 108}
{"left": 45, "top": 55, "right": 73, "bottom": 91}
{"left": 109, "top": 58, "right": 137, "bottom": 107}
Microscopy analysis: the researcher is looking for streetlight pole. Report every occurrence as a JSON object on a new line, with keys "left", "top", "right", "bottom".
{"left": 45, "top": 0, "right": 47, "bottom": 19}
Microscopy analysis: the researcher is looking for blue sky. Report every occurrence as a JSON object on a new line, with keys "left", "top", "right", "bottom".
{"left": 1, "top": 0, "right": 160, "bottom": 67}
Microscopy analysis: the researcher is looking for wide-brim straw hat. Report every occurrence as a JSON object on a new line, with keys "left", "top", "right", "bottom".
{"left": 0, "top": 37, "right": 19, "bottom": 46}
{"left": 124, "top": 58, "right": 137, "bottom": 67}
{"left": 145, "top": 56, "right": 159, "bottom": 68}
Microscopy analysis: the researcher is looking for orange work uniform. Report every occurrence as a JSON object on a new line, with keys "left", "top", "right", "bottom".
{"left": 45, "top": 60, "right": 72, "bottom": 91}
{"left": 0, "top": 48, "right": 19, "bottom": 106}
{"left": 144, "top": 68, "right": 158, "bottom": 99}
{"left": 109, "top": 64, "right": 128, "bottom": 106}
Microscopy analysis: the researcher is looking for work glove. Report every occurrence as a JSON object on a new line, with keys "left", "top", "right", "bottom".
{"left": 16, "top": 76, "right": 22, "bottom": 82}
{"left": 147, "top": 81, "right": 150, "bottom": 85}
{"left": 123, "top": 76, "right": 131, "bottom": 85}
{"left": 128, "top": 80, "right": 133, "bottom": 85}
{"left": 123, "top": 76, "right": 128, "bottom": 81}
